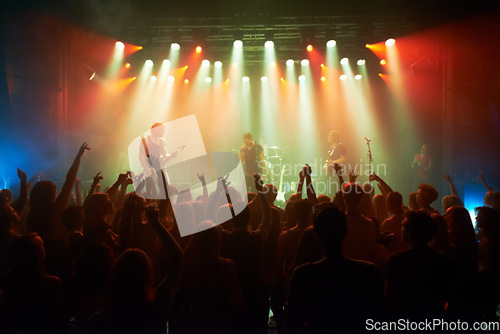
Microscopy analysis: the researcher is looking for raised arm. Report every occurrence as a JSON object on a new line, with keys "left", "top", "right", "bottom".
{"left": 145, "top": 204, "right": 183, "bottom": 314}
{"left": 479, "top": 171, "right": 494, "bottom": 192}
{"left": 107, "top": 172, "right": 130, "bottom": 200}
{"left": 254, "top": 173, "right": 272, "bottom": 233}
{"left": 296, "top": 168, "right": 305, "bottom": 199}
{"left": 443, "top": 173, "right": 459, "bottom": 197}
{"left": 369, "top": 173, "right": 393, "bottom": 197}
{"left": 54, "top": 143, "right": 89, "bottom": 215}
{"left": 74, "top": 177, "right": 83, "bottom": 207}
{"left": 11, "top": 168, "right": 28, "bottom": 213}
{"left": 304, "top": 164, "right": 318, "bottom": 203}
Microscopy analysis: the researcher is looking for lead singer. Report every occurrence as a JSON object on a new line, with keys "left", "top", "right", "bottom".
{"left": 239, "top": 132, "right": 266, "bottom": 192}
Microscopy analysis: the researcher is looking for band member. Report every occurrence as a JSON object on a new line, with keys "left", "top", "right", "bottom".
{"left": 139, "top": 122, "right": 178, "bottom": 180}
{"left": 323, "top": 130, "right": 347, "bottom": 176}
{"left": 239, "top": 132, "right": 266, "bottom": 192}
{"left": 411, "top": 144, "right": 432, "bottom": 190}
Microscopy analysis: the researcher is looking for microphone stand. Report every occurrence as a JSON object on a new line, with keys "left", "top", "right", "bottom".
{"left": 366, "top": 138, "right": 373, "bottom": 181}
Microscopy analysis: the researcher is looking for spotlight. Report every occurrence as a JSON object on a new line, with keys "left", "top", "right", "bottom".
{"left": 320, "top": 63, "right": 325, "bottom": 68}
{"left": 89, "top": 72, "right": 96, "bottom": 81}
{"left": 339, "top": 74, "right": 347, "bottom": 80}
{"left": 306, "top": 44, "right": 313, "bottom": 52}
{"left": 385, "top": 38, "right": 396, "bottom": 47}
{"left": 195, "top": 46, "right": 202, "bottom": 53}
{"left": 301, "top": 59, "right": 310, "bottom": 66}
{"left": 151, "top": 76, "right": 157, "bottom": 82}
{"left": 242, "top": 76, "right": 250, "bottom": 82}
{"left": 340, "top": 58, "right": 349, "bottom": 65}
{"left": 214, "top": 61, "right": 222, "bottom": 68}
{"left": 125, "top": 63, "right": 131, "bottom": 69}
{"left": 354, "top": 74, "right": 362, "bottom": 80}
{"left": 115, "top": 41, "right": 125, "bottom": 50}
{"left": 261, "top": 76, "right": 268, "bottom": 82}
{"left": 265, "top": 41, "right": 274, "bottom": 48}
{"left": 326, "top": 40, "right": 336, "bottom": 48}
{"left": 234, "top": 40, "right": 243, "bottom": 48}
{"left": 145, "top": 60, "right": 153, "bottom": 67}
{"left": 298, "top": 75, "right": 306, "bottom": 81}
{"left": 202, "top": 60, "right": 210, "bottom": 67}
{"left": 163, "top": 59, "right": 171, "bottom": 66}
{"left": 321, "top": 76, "right": 326, "bottom": 82}
{"left": 286, "top": 59, "right": 294, "bottom": 66}
{"left": 205, "top": 77, "right": 212, "bottom": 83}
{"left": 171, "top": 43, "right": 180, "bottom": 50}
{"left": 184, "top": 79, "right": 189, "bottom": 84}
{"left": 357, "top": 59, "right": 366, "bottom": 66}
{"left": 168, "top": 76, "right": 175, "bottom": 82}
{"left": 380, "top": 59, "right": 387, "bottom": 65}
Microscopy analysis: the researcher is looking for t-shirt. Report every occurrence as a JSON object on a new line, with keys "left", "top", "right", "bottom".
{"left": 414, "top": 153, "right": 432, "bottom": 178}
{"left": 240, "top": 143, "right": 264, "bottom": 174}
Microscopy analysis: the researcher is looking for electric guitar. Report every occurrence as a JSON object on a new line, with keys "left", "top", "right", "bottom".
{"left": 276, "top": 165, "right": 287, "bottom": 202}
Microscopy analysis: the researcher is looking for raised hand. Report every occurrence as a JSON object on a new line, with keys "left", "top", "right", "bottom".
{"left": 334, "top": 163, "right": 342, "bottom": 175}
{"left": 254, "top": 173, "right": 264, "bottom": 193}
{"left": 349, "top": 170, "right": 358, "bottom": 183}
{"left": 145, "top": 203, "right": 160, "bottom": 223}
{"left": 443, "top": 173, "right": 452, "bottom": 183}
{"left": 78, "top": 142, "right": 91, "bottom": 157}
{"left": 17, "top": 168, "right": 27, "bottom": 181}
{"left": 304, "top": 164, "right": 312, "bottom": 178}
{"left": 117, "top": 172, "right": 130, "bottom": 185}
{"left": 75, "top": 176, "right": 81, "bottom": 186}
{"left": 93, "top": 172, "right": 103, "bottom": 185}
{"left": 369, "top": 173, "right": 380, "bottom": 182}
{"left": 197, "top": 172, "right": 206, "bottom": 184}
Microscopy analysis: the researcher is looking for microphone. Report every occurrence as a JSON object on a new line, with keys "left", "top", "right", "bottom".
{"left": 365, "top": 137, "right": 371, "bottom": 142}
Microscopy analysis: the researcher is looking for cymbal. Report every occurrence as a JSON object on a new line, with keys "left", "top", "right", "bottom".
{"left": 268, "top": 146, "right": 281, "bottom": 149}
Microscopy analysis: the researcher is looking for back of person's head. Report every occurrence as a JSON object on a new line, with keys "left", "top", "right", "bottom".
{"left": 247, "top": 192, "right": 257, "bottom": 202}
{"left": 232, "top": 205, "right": 250, "bottom": 229}
{"left": 295, "top": 226, "right": 323, "bottom": 266}
{"left": 313, "top": 203, "right": 346, "bottom": 251}
{"left": 0, "top": 204, "right": 20, "bottom": 235}
{"left": 343, "top": 183, "right": 364, "bottom": 209}
{"left": 284, "top": 201, "right": 297, "bottom": 229}
{"left": 372, "top": 194, "right": 387, "bottom": 218}
{"left": 287, "top": 193, "right": 300, "bottom": 202}
{"left": 387, "top": 191, "right": 403, "bottom": 214}
{"left": 9, "top": 233, "right": 45, "bottom": 276}
{"left": 294, "top": 199, "right": 313, "bottom": 227}
{"left": 475, "top": 206, "right": 500, "bottom": 241}
{"left": 445, "top": 206, "right": 477, "bottom": 251}
{"left": 75, "top": 241, "right": 114, "bottom": 296}
{"left": 484, "top": 191, "right": 500, "bottom": 211}
{"left": 442, "top": 195, "right": 464, "bottom": 213}
{"left": 110, "top": 248, "right": 154, "bottom": 306}
{"left": 263, "top": 183, "right": 277, "bottom": 204}
{"left": 429, "top": 213, "right": 450, "bottom": 254}
{"left": 417, "top": 183, "right": 439, "bottom": 207}
{"left": 408, "top": 192, "right": 420, "bottom": 211}
{"left": 402, "top": 210, "right": 437, "bottom": 247}
{"left": 1, "top": 189, "right": 13, "bottom": 204}
{"left": 317, "top": 194, "right": 331, "bottom": 203}
{"left": 30, "top": 181, "right": 57, "bottom": 210}
{"left": 62, "top": 206, "right": 85, "bottom": 231}
{"left": 83, "top": 193, "right": 113, "bottom": 222}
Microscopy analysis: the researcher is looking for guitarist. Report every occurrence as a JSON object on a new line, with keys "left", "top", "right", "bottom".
{"left": 139, "top": 122, "right": 179, "bottom": 180}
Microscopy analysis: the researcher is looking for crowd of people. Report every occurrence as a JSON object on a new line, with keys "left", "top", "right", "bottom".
{"left": 0, "top": 142, "right": 499, "bottom": 333}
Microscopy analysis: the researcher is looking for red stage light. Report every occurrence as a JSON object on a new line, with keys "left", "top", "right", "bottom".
{"left": 125, "top": 63, "right": 131, "bottom": 69}
{"left": 195, "top": 46, "right": 202, "bottom": 53}
{"left": 306, "top": 44, "right": 313, "bottom": 52}
{"left": 380, "top": 59, "right": 387, "bottom": 65}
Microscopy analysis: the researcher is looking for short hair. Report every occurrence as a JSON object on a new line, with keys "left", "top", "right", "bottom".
{"left": 343, "top": 183, "right": 364, "bottom": 208}
{"left": 442, "top": 195, "right": 463, "bottom": 213}
{"left": 233, "top": 205, "right": 250, "bottom": 228}
{"left": 242, "top": 132, "right": 253, "bottom": 140}
{"left": 313, "top": 203, "right": 347, "bottom": 247}
{"left": 294, "top": 199, "right": 313, "bottom": 224}
{"left": 329, "top": 130, "right": 340, "bottom": 142}
{"left": 418, "top": 183, "right": 439, "bottom": 205}
{"left": 387, "top": 191, "right": 403, "bottom": 210}
{"left": 151, "top": 122, "right": 163, "bottom": 129}
{"left": 403, "top": 210, "right": 436, "bottom": 245}
{"left": 484, "top": 191, "right": 500, "bottom": 211}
